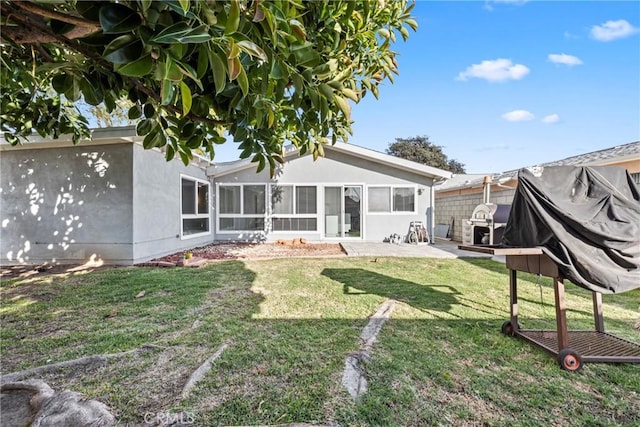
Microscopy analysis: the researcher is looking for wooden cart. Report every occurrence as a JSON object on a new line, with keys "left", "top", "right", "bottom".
{"left": 459, "top": 245, "right": 640, "bottom": 371}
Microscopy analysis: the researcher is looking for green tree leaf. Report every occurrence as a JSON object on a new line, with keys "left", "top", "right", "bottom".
{"left": 151, "top": 23, "right": 211, "bottom": 44}
{"left": 104, "top": 35, "right": 143, "bottom": 64}
{"left": 178, "top": 0, "right": 190, "bottom": 13}
{"left": 225, "top": 0, "right": 240, "bottom": 35}
{"left": 334, "top": 95, "right": 350, "bottom": 117}
{"left": 137, "top": 118, "right": 154, "bottom": 135}
{"left": 161, "top": 79, "right": 175, "bottom": 105}
{"left": 80, "top": 77, "right": 104, "bottom": 105}
{"left": 237, "top": 65, "right": 249, "bottom": 96}
{"left": 180, "top": 82, "right": 192, "bottom": 116}
{"left": 52, "top": 74, "right": 72, "bottom": 93}
{"left": 208, "top": 50, "right": 227, "bottom": 94}
{"left": 116, "top": 54, "right": 153, "bottom": 76}
{"left": 128, "top": 105, "right": 142, "bottom": 120}
{"left": 180, "top": 81, "right": 192, "bottom": 116}
{"left": 99, "top": 3, "right": 142, "bottom": 34}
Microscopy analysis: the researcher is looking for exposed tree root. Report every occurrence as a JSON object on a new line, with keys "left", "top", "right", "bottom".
{"left": 341, "top": 299, "right": 396, "bottom": 400}
{"left": 1, "top": 344, "right": 164, "bottom": 383}
{"left": 180, "top": 341, "right": 230, "bottom": 399}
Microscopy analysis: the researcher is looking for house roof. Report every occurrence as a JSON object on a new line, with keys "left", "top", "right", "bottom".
{"left": 436, "top": 141, "right": 640, "bottom": 192}
{"left": 0, "top": 126, "right": 143, "bottom": 150}
{"left": 207, "top": 142, "right": 453, "bottom": 180}
{"left": 0, "top": 126, "right": 214, "bottom": 169}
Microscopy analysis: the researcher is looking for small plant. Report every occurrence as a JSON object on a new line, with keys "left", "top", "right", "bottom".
{"left": 184, "top": 252, "right": 193, "bottom": 260}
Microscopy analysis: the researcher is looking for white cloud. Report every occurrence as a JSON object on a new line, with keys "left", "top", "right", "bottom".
{"left": 502, "top": 110, "right": 535, "bottom": 122}
{"left": 542, "top": 114, "right": 560, "bottom": 124}
{"left": 548, "top": 53, "right": 583, "bottom": 66}
{"left": 457, "top": 59, "right": 530, "bottom": 82}
{"left": 590, "top": 20, "right": 640, "bottom": 42}
{"left": 484, "top": 0, "right": 529, "bottom": 10}
{"left": 564, "top": 31, "right": 579, "bottom": 39}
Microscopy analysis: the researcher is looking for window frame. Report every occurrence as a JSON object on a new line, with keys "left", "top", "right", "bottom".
{"left": 366, "top": 185, "right": 418, "bottom": 214}
{"left": 216, "top": 183, "right": 267, "bottom": 233}
{"left": 270, "top": 184, "right": 319, "bottom": 232}
{"left": 180, "top": 175, "right": 211, "bottom": 239}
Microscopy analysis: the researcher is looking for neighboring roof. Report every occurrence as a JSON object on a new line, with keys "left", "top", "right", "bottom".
{"left": 207, "top": 142, "right": 453, "bottom": 180}
{"left": 436, "top": 141, "right": 640, "bottom": 192}
{"left": 499, "top": 140, "right": 640, "bottom": 177}
{"left": 431, "top": 173, "right": 490, "bottom": 192}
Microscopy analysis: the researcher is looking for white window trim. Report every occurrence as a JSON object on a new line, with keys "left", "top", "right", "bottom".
{"left": 180, "top": 174, "right": 211, "bottom": 240}
{"left": 216, "top": 183, "right": 268, "bottom": 234}
{"left": 270, "top": 184, "right": 319, "bottom": 232}
{"left": 366, "top": 185, "right": 418, "bottom": 215}
{"left": 321, "top": 183, "right": 366, "bottom": 241}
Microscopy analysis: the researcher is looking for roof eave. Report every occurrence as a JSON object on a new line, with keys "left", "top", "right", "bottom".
{"left": 207, "top": 143, "right": 453, "bottom": 180}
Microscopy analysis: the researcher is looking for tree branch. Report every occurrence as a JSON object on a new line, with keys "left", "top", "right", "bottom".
{"left": 1, "top": 2, "right": 99, "bottom": 43}
{"left": 13, "top": 0, "right": 101, "bottom": 29}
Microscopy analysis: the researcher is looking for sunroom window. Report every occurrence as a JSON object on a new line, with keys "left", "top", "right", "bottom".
{"left": 271, "top": 185, "right": 318, "bottom": 231}
{"left": 218, "top": 184, "right": 266, "bottom": 232}
{"left": 181, "top": 177, "right": 210, "bottom": 237}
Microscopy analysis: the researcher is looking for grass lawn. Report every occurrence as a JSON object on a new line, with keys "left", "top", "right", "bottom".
{"left": 1, "top": 257, "right": 639, "bottom": 426}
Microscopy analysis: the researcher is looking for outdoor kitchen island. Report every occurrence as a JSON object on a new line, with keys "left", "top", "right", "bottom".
{"left": 459, "top": 244, "right": 640, "bottom": 371}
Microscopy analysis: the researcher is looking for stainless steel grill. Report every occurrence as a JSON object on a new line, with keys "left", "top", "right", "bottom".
{"left": 468, "top": 203, "right": 511, "bottom": 245}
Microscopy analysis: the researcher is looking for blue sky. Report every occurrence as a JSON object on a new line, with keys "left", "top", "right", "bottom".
{"left": 350, "top": 0, "right": 640, "bottom": 173}
{"left": 213, "top": 1, "right": 640, "bottom": 173}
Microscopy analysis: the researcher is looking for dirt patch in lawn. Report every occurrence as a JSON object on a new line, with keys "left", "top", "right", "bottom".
{"left": 146, "top": 241, "right": 346, "bottom": 265}
{"left": 1, "top": 242, "right": 345, "bottom": 279}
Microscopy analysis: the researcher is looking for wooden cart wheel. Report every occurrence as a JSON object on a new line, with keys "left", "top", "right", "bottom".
{"left": 501, "top": 320, "right": 517, "bottom": 337}
{"left": 558, "top": 349, "right": 583, "bottom": 372}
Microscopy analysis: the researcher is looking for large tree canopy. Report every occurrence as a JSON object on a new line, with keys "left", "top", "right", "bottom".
{"left": 1, "top": 0, "right": 416, "bottom": 174}
{"left": 386, "top": 136, "right": 466, "bottom": 174}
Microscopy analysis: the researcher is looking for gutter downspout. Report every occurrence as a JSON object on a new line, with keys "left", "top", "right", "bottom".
{"left": 430, "top": 183, "right": 435, "bottom": 244}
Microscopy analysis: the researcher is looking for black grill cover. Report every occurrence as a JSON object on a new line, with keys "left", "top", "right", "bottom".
{"left": 502, "top": 166, "right": 640, "bottom": 294}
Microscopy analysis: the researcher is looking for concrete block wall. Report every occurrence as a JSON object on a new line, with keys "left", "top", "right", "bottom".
{"left": 434, "top": 188, "right": 516, "bottom": 242}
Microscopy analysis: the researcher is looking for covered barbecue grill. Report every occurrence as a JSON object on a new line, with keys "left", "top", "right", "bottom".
{"left": 467, "top": 203, "right": 511, "bottom": 245}
{"left": 460, "top": 165, "right": 640, "bottom": 371}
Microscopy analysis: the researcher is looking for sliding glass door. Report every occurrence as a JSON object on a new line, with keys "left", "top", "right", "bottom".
{"left": 324, "top": 186, "right": 362, "bottom": 239}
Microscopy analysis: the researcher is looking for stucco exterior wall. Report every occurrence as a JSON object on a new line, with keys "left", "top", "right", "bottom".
{"left": 1, "top": 141, "right": 215, "bottom": 265}
{"left": 1, "top": 143, "right": 134, "bottom": 264}
{"left": 213, "top": 150, "right": 436, "bottom": 242}
{"left": 131, "top": 144, "right": 213, "bottom": 263}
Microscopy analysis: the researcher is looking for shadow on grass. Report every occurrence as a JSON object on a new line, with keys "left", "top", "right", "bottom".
{"left": 460, "top": 257, "right": 600, "bottom": 318}
{"left": 458, "top": 257, "right": 510, "bottom": 275}
{"left": 321, "top": 268, "right": 461, "bottom": 315}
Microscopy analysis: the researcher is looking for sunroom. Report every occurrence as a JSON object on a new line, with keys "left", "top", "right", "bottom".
{"left": 208, "top": 143, "right": 451, "bottom": 242}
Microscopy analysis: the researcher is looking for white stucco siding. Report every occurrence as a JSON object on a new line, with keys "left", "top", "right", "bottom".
{"left": 1, "top": 140, "right": 215, "bottom": 265}
{"left": 1, "top": 143, "right": 135, "bottom": 264}
{"left": 131, "top": 145, "right": 213, "bottom": 263}
{"left": 212, "top": 150, "right": 436, "bottom": 242}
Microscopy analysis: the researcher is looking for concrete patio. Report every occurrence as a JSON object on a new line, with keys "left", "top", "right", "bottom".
{"left": 340, "top": 240, "right": 505, "bottom": 262}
